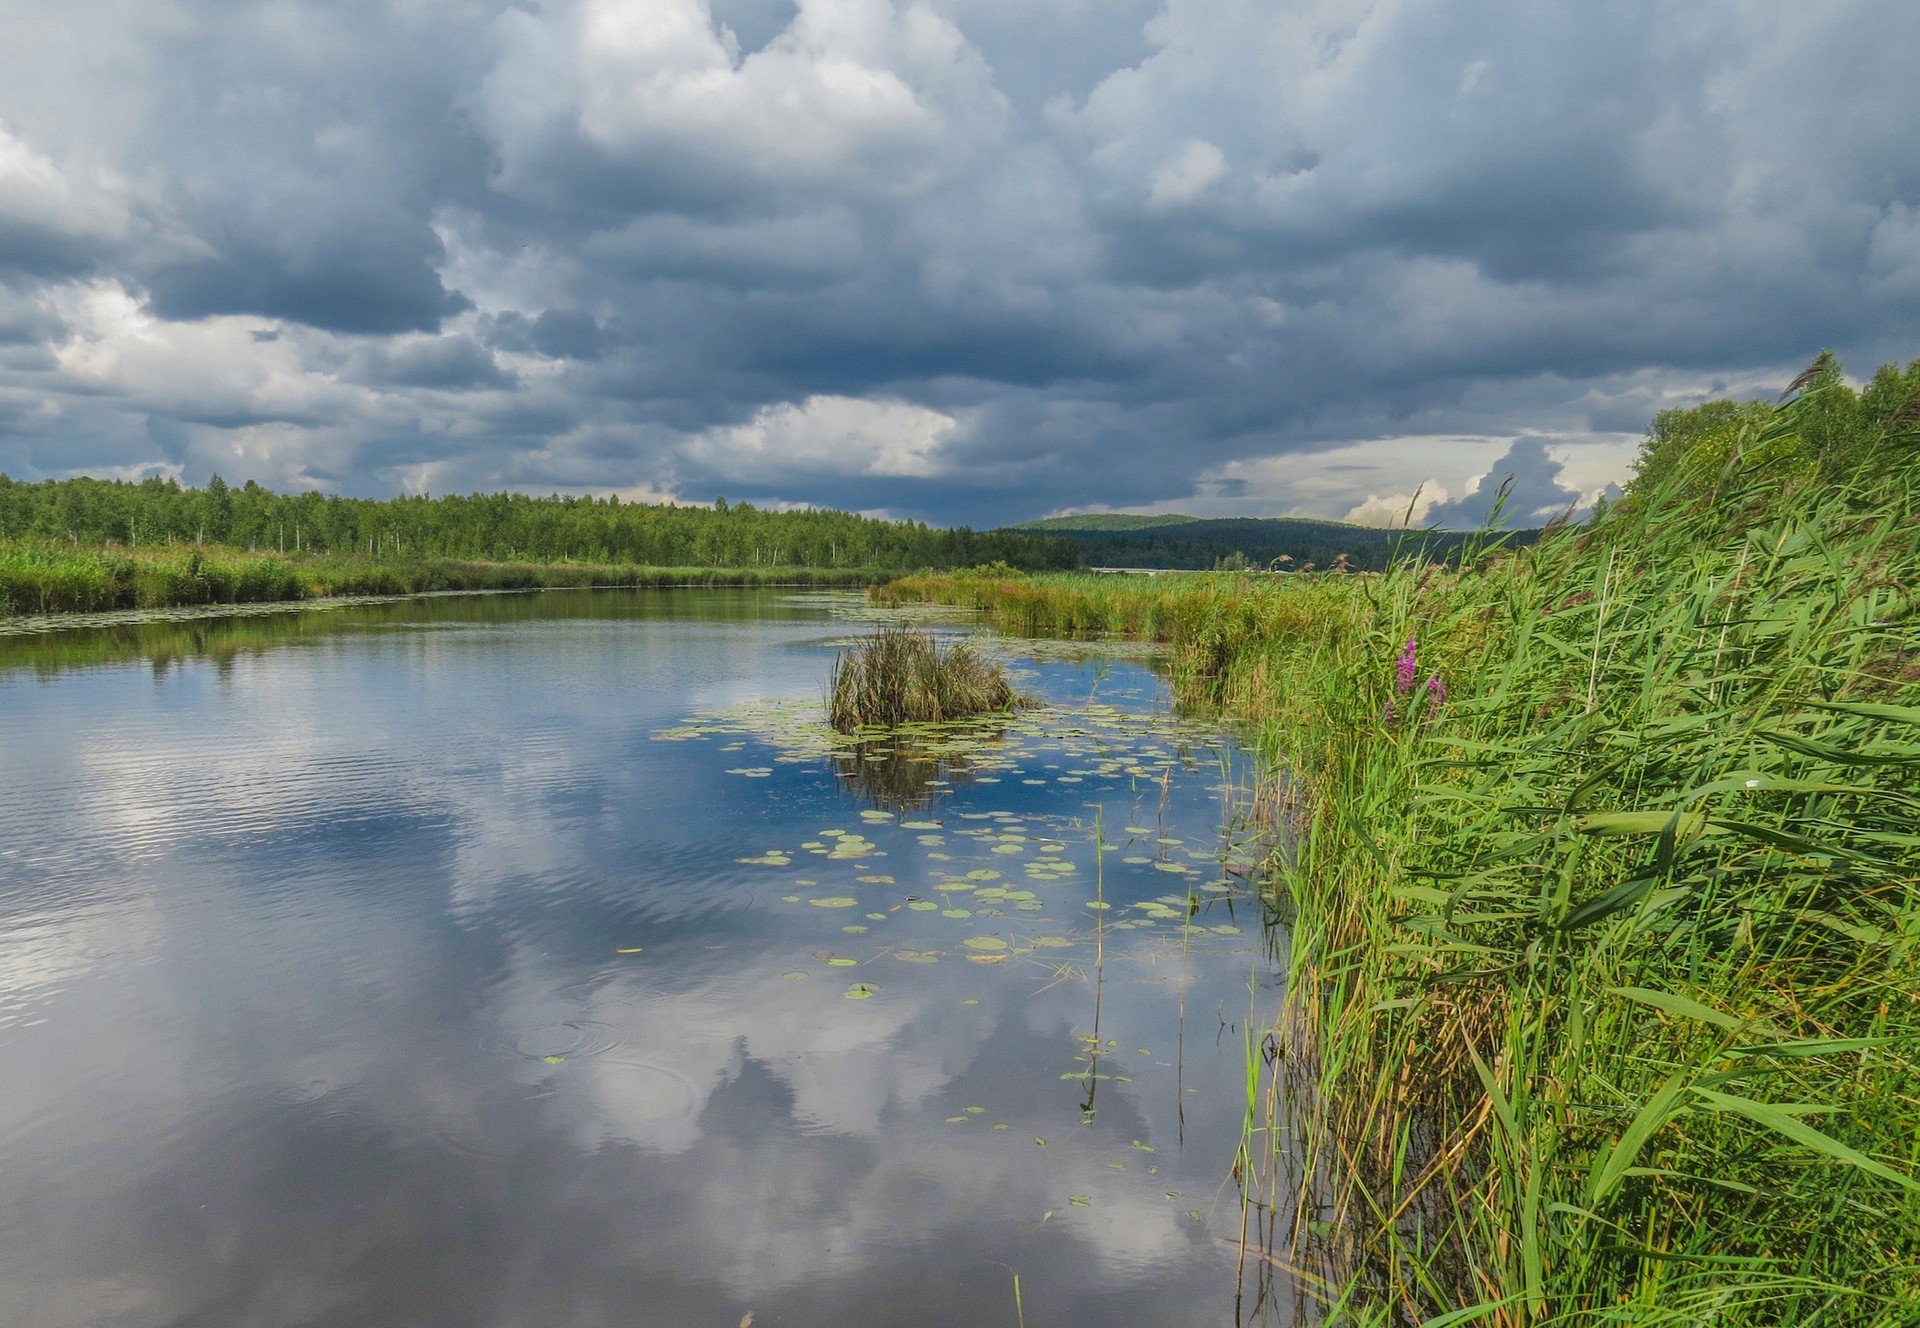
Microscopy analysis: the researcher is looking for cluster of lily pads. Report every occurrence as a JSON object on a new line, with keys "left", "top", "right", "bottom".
{"left": 656, "top": 692, "right": 1243, "bottom": 807}
{"left": 655, "top": 667, "right": 1267, "bottom": 1017}
{"left": 725, "top": 795, "right": 1255, "bottom": 989}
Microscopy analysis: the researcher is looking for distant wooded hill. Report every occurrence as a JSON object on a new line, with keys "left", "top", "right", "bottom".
{"left": 1004, "top": 513, "right": 1540, "bottom": 570}
{"left": 1010, "top": 513, "right": 1200, "bottom": 532}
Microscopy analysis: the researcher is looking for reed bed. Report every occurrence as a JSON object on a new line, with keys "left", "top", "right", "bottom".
{"left": 828, "top": 626, "right": 1032, "bottom": 731}
{"left": 0, "top": 539, "right": 872, "bottom": 616}
{"left": 881, "top": 399, "right": 1920, "bottom": 1323}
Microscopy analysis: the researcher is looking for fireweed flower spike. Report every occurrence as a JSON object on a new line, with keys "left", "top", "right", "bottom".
{"left": 1395, "top": 635, "right": 1419, "bottom": 695}
{"left": 1383, "top": 635, "right": 1420, "bottom": 726}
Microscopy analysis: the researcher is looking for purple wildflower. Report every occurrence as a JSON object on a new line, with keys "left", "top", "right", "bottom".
{"left": 1395, "top": 635, "right": 1419, "bottom": 695}
{"left": 1426, "top": 672, "right": 1447, "bottom": 717}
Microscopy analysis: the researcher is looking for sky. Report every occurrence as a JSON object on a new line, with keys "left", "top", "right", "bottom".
{"left": 1, "top": 0, "right": 1918, "bottom": 530}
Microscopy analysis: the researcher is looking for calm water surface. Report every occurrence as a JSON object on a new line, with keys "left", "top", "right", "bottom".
{"left": 0, "top": 590, "right": 1295, "bottom": 1327}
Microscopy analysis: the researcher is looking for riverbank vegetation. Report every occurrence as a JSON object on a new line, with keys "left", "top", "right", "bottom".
{"left": 0, "top": 539, "right": 877, "bottom": 617}
{"left": 0, "top": 474, "right": 1079, "bottom": 575}
{"left": 1003, "top": 511, "right": 1542, "bottom": 572}
{"left": 0, "top": 474, "right": 1090, "bottom": 616}
{"left": 881, "top": 354, "right": 1920, "bottom": 1325}
{"left": 828, "top": 626, "right": 1032, "bottom": 731}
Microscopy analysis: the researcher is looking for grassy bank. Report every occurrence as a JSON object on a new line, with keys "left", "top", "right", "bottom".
{"left": 0, "top": 539, "right": 874, "bottom": 616}
{"left": 881, "top": 392, "right": 1920, "bottom": 1322}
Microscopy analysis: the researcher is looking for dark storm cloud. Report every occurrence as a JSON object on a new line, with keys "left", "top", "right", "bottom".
{"left": 147, "top": 237, "right": 472, "bottom": 335}
{"left": 353, "top": 336, "right": 513, "bottom": 390}
{"left": 2, "top": 0, "right": 1918, "bottom": 524}
{"left": 481, "top": 309, "right": 608, "bottom": 360}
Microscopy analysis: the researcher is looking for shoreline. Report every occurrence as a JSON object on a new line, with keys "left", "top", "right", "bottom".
{"left": 0, "top": 582, "right": 876, "bottom": 638}
{"left": 0, "top": 539, "right": 881, "bottom": 619}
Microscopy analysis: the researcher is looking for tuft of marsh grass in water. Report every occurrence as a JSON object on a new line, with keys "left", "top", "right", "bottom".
{"left": 827, "top": 626, "right": 1033, "bottom": 731}
{"left": 880, "top": 382, "right": 1920, "bottom": 1325}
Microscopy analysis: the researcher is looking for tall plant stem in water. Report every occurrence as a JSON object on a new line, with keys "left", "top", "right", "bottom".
{"left": 1081, "top": 808, "right": 1108, "bottom": 1118}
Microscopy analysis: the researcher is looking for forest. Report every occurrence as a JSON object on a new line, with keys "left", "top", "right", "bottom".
{"left": 0, "top": 476, "right": 1080, "bottom": 574}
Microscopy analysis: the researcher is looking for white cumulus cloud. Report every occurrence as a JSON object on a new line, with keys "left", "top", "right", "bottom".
{"left": 682, "top": 394, "right": 962, "bottom": 479}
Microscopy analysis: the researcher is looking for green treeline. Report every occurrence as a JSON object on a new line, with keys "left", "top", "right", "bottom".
{"left": 1618, "top": 349, "right": 1920, "bottom": 519}
{"left": 0, "top": 475, "right": 1080, "bottom": 573}
{"left": 883, "top": 353, "right": 1920, "bottom": 1324}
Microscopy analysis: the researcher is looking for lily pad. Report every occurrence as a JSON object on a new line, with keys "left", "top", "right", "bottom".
{"left": 810, "top": 897, "right": 859, "bottom": 908}
{"left": 962, "top": 936, "right": 1009, "bottom": 952}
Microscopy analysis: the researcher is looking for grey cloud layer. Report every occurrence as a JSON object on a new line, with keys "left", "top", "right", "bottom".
{"left": 1, "top": 0, "right": 1916, "bottom": 525}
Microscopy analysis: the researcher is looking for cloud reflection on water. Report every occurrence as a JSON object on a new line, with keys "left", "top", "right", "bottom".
{"left": 0, "top": 593, "right": 1284, "bottom": 1327}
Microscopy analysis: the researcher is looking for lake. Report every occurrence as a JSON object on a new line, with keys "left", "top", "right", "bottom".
{"left": 0, "top": 589, "right": 1299, "bottom": 1327}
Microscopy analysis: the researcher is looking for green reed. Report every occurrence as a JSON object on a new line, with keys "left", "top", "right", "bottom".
{"left": 827, "top": 626, "right": 1033, "bottom": 731}
{"left": 880, "top": 407, "right": 1919, "bottom": 1323}
{"left": 0, "top": 538, "right": 873, "bottom": 616}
